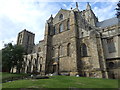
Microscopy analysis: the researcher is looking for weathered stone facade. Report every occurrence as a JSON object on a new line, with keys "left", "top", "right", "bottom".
{"left": 16, "top": 3, "right": 120, "bottom": 79}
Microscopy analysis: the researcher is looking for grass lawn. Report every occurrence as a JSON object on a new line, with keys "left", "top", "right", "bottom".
{"left": 1, "top": 72, "right": 30, "bottom": 83}
{"left": 2, "top": 72, "right": 29, "bottom": 79}
{"left": 2, "top": 75, "right": 119, "bottom": 88}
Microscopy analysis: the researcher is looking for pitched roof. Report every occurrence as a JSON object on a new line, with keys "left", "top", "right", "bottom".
{"left": 96, "top": 17, "right": 119, "bottom": 28}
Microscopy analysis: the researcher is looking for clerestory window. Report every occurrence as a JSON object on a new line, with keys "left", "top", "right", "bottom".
{"left": 59, "top": 14, "right": 63, "bottom": 20}
{"left": 67, "top": 19, "right": 70, "bottom": 30}
{"left": 59, "top": 23, "right": 63, "bottom": 32}
{"left": 53, "top": 26, "right": 57, "bottom": 35}
{"left": 107, "top": 38, "right": 116, "bottom": 53}
{"left": 67, "top": 43, "right": 71, "bottom": 56}
{"left": 81, "top": 43, "right": 88, "bottom": 57}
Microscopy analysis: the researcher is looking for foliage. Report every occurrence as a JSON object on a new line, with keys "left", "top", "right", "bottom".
{"left": 116, "top": 1, "right": 120, "bottom": 18}
{"left": 0, "top": 50, "right": 2, "bottom": 72}
{"left": 2, "top": 43, "right": 25, "bottom": 73}
{"left": 2, "top": 76, "right": 118, "bottom": 88}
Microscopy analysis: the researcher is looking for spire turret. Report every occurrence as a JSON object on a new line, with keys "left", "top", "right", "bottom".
{"left": 50, "top": 14, "right": 53, "bottom": 18}
{"left": 86, "top": 2, "right": 91, "bottom": 10}
{"left": 47, "top": 14, "right": 53, "bottom": 23}
{"left": 73, "top": 2, "right": 79, "bottom": 11}
{"left": 76, "top": 2, "right": 78, "bottom": 8}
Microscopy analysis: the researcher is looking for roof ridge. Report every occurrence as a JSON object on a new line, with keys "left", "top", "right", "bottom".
{"left": 99, "top": 17, "right": 117, "bottom": 23}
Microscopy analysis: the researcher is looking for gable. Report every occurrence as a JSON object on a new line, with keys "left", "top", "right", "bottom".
{"left": 53, "top": 9, "right": 70, "bottom": 25}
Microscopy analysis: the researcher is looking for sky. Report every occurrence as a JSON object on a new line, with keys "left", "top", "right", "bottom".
{"left": 0, "top": 0, "right": 119, "bottom": 49}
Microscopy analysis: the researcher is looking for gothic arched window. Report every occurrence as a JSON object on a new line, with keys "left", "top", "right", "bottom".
{"left": 28, "top": 61, "right": 31, "bottom": 72}
{"left": 81, "top": 43, "right": 88, "bottom": 57}
{"left": 67, "top": 19, "right": 70, "bottom": 30}
{"left": 35, "top": 58, "right": 38, "bottom": 66}
{"left": 52, "top": 47, "right": 55, "bottom": 57}
{"left": 107, "top": 38, "right": 116, "bottom": 53}
{"left": 59, "top": 23, "right": 63, "bottom": 32}
{"left": 37, "top": 57, "right": 43, "bottom": 72}
{"left": 58, "top": 45, "right": 62, "bottom": 57}
{"left": 81, "top": 32, "right": 84, "bottom": 37}
{"left": 59, "top": 14, "right": 63, "bottom": 20}
{"left": 67, "top": 43, "right": 71, "bottom": 56}
{"left": 53, "top": 26, "right": 56, "bottom": 35}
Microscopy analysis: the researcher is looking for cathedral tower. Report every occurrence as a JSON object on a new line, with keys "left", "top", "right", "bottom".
{"left": 17, "top": 29, "right": 35, "bottom": 54}
{"left": 83, "top": 3, "right": 98, "bottom": 26}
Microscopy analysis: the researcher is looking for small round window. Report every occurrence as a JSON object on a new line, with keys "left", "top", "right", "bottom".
{"left": 59, "top": 14, "right": 63, "bottom": 20}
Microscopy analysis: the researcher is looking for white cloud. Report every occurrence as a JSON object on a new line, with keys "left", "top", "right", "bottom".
{"left": 34, "top": 0, "right": 119, "bottom": 2}
{"left": 0, "top": 0, "right": 61, "bottom": 50}
{"left": 92, "top": 2, "right": 117, "bottom": 21}
{"left": 0, "top": 1, "right": 117, "bottom": 50}
{"left": 0, "top": 37, "right": 17, "bottom": 49}
{"left": 63, "top": 4, "right": 67, "bottom": 8}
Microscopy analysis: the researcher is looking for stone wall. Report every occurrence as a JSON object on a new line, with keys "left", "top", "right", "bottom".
{"left": 17, "top": 29, "right": 35, "bottom": 54}
{"left": 15, "top": 3, "right": 120, "bottom": 79}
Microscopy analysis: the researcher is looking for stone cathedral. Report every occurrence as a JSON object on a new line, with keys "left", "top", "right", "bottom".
{"left": 16, "top": 3, "right": 120, "bottom": 79}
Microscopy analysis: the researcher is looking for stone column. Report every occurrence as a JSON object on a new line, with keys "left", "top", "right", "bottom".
{"left": 96, "top": 34, "right": 108, "bottom": 78}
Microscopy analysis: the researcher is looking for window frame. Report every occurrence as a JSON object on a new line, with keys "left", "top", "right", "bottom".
{"left": 107, "top": 38, "right": 116, "bottom": 53}
{"left": 81, "top": 43, "right": 88, "bottom": 57}
{"left": 67, "top": 43, "right": 71, "bottom": 56}
{"left": 59, "top": 14, "right": 63, "bottom": 20}
{"left": 67, "top": 19, "right": 70, "bottom": 30}
{"left": 59, "top": 23, "right": 63, "bottom": 33}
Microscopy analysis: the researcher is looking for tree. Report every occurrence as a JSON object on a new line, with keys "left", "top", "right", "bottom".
{"left": 2, "top": 43, "right": 25, "bottom": 73}
{"left": 2, "top": 43, "right": 14, "bottom": 72}
{"left": 116, "top": 1, "right": 120, "bottom": 18}
{"left": 13, "top": 44, "right": 25, "bottom": 73}
{"left": 0, "top": 50, "right": 2, "bottom": 72}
